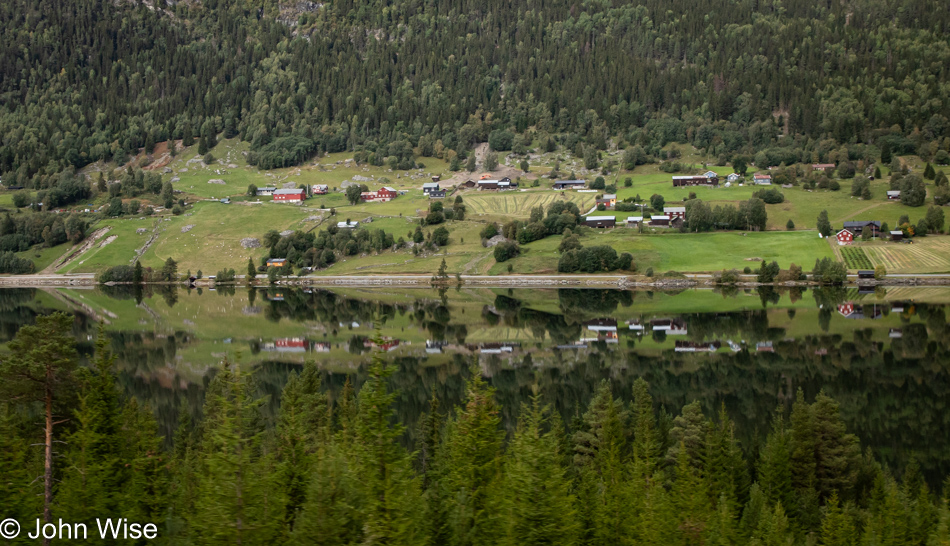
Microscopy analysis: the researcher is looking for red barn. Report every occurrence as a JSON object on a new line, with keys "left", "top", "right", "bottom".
{"left": 361, "top": 186, "right": 398, "bottom": 202}
{"left": 273, "top": 188, "right": 306, "bottom": 202}
{"left": 376, "top": 186, "right": 397, "bottom": 201}
{"left": 835, "top": 229, "right": 854, "bottom": 245}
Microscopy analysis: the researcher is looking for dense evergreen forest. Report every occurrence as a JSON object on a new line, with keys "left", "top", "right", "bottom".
{"left": 3, "top": 0, "right": 950, "bottom": 185}
{"left": 1, "top": 312, "right": 949, "bottom": 545}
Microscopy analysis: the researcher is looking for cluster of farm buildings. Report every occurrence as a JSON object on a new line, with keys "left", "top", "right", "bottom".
{"left": 833, "top": 220, "right": 905, "bottom": 244}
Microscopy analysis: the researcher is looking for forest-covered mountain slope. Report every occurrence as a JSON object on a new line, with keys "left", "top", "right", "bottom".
{"left": 1, "top": 0, "right": 949, "bottom": 182}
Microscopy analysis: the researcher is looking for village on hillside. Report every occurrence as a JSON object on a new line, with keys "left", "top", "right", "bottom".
{"left": 2, "top": 138, "right": 948, "bottom": 281}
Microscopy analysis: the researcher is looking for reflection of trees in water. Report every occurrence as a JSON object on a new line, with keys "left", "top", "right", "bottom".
{"left": 7, "top": 285, "right": 949, "bottom": 485}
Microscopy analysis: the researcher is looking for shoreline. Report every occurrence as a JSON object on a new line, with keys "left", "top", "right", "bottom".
{"left": 2, "top": 273, "right": 950, "bottom": 289}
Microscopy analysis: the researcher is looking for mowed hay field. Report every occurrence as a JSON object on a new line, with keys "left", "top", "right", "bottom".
{"left": 463, "top": 190, "right": 595, "bottom": 219}
{"left": 489, "top": 230, "right": 835, "bottom": 274}
{"left": 859, "top": 237, "right": 950, "bottom": 273}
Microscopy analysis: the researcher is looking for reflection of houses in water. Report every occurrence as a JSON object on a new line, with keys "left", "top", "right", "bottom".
{"left": 263, "top": 337, "right": 310, "bottom": 353}
{"left": 364, "top": 337, "right": 401, "bottom": 352}
{"left": 468, "top": 342, "right": 520, "bottom": 354}
{"left": 756, "top": 341, "right": 775, "bottom": 353}
{"left": 585, "top": 319, "right": 618, "bottom": 333}
{"left": 426, "top": 340, "right": 447, "bottom": 354}
{"left": 837, "top": 302, "right": 883, "bottom": 319}
{"left": 890, "top": 301, "right": 912, "bottom": 314}
{"left": 584, "top": 318, "right": 619, "bottom": 343}
{"left": 650, "top": 318, "right": 688, "bottom": 336}
{"left": 675, "top": 341, "right": 722, "bottom": 353}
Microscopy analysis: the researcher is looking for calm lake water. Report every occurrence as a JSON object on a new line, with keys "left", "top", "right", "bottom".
{"left": 3, "top": 284, "right": 949, "bottom": 482}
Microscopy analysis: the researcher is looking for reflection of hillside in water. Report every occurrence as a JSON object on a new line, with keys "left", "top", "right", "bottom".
{"left": 4, "top": 285, "right": 950, "bottom": 487}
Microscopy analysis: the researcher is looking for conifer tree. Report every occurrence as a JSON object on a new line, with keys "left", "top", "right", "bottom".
{"left": 121, "top": 398, "right": 169, "bottom": 531}
{"left": 276, "top": 364, "right": 328, "bottom": 532}
{"left": 0, "top": 404, "right": 37, "bottom": 529}
{"left": 632, "top": 378, "right": 659, "bottom": 474}
{"left": 819, "top": 493, "right": 856, "bottom": 546}
{"left": 55, "top": 326, "right": 125, "bottom": 522}
{"left": 705, "top": 495, "right": 739, "bottom": 546}
{"left": 247, "top": 257, "right": 257, "bottom": 283}
{"left": 789, "top": 389, "right": 821, "bottom": 527}
{"left": 671, "top": 440, "right": 710, "bottom": 543}
{"left": 752, "top": 502, "right": 793, "bottom": 546}
{"left": 862, "top": 475, "right": 909, "bottom": 546}
{"left": 665, "top": 400, "right": 706, "bottom": 467}
{"left": 436, "top": 369, "right": 504, "bottom": 546}
{"left": 704, "top": 406, "right": 748, "bottom": 509}
{"left": 502, "top": 397, "right": 578, "bottom": 546}
{"left": 191, "top": 359, "right": 284, "bottom": 544}
{"left": 758, "top": 410, "right": 794, "bottom": 513}
{"left": 930, "top": 500, "right": 950, "bottom": 546}
{"left": 1, "top": 312, "right": 78, "bottom": 526}
{"left": 290, "top": 442, "right": 363, "bottom": 546}
{"left": 572, "top": 381, "right": 633, "bottom": 546}
{"left": 354, "top": 346, "right": 425, "bottom": 545}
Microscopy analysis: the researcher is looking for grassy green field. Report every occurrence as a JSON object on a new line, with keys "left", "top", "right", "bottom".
{"left": 161, "top": 139, "right": 454, "bottom": 201}
{"left": 490, "top": 230, "right": 834, "bottom": 275}
{"left": 141, "top": 201, "right": 322, "bottom": 274}
{"left": 612, "top": 173, "right": 931, "bottom": 231}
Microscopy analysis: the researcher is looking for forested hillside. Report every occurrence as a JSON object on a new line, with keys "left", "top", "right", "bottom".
{"left": 2, "top": 0, "right": 950, "bottom": 184}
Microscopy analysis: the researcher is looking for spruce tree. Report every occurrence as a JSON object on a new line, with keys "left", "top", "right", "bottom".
{"left": 290, "top": 442, "right": 363, "bottom": 545}
{"left": 55, "top": 326, "right": 125, "bottom": 523}
{"left": 121, "top": 398, "right": 169, "bottom": 531}
{"left": 572, "top": 381, "right": 633, "bottom": 546}
{"left": 502, "top": 397, "right": 579, "bottom": 546}
{"left": 758, "top": 410, "right": 794, "bottom": 513}
{"left": 819, "top": 493, "right": 856, "bottom": 546}
{"left": 276, "top": 364, "right": 328, "bottom": 532}
{"left": 631, "top": 378, "right": 659, "bottom": 474}
{"left": 191, "top": 359, "right": 284, "bottom": 544}
{"left": 354, "top": 345, "right": 425, "bottom": 545}
{"left": 0, "top": 404, "right": 38, "bottom": 530}
{"left": 704, "top": 405, "right": 748, "bottom": 509}
{"left": 671, "top": 441, "right": 710, "bottom": 544}
{"left": 436, "top": 369, "right": 504, "bottom": 546}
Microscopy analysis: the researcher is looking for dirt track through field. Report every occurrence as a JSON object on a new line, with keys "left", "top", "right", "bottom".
{"left": 41, "top": 227, "right": 111, "bottom": 274}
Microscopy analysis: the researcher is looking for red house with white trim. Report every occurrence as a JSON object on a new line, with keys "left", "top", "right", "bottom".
{"left": 835, "top": 229, "right": 854, "bottom": 245}
{"left": 361, "top": 187, "right": 398, "bottom": 202}
{"left": 273, "top": 188, "right": 307, "bottom": 202}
